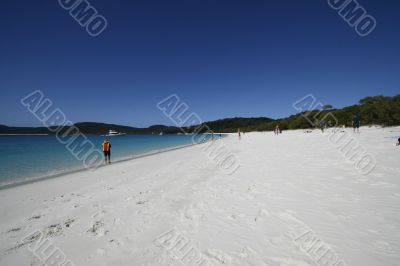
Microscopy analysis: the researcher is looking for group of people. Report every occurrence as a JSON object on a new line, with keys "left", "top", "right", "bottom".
{"left": 239, "top": 115, "right": 364, "bottom": 136}
{"left": 102, "top": 118, "right": 399, "bottom": 165}
{"left": 316, "top": 115, "right": 361, "bottom": 133}
{"left": 237, "top": 126, "right": 283, "bottom": 139}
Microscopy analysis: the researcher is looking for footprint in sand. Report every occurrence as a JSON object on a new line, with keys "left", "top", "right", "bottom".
{"left": 237, "top": 246, "right": 258, "bottom": 258}
{"left": 64, "top": 218, "right": 76, "bottom": 228}
{"left": 87, "top": 221, "right": 108, "bottom": 237}
{"left": 28, "top": 215, "right": 42, "bottom": 221}
{"left": 42, "top": 223, "right": 63, "bottom": 238}
{"left": 137, "top": 200, "right": 148, "bottom": 205}
{"left": 231, "top": 213, "right": 246, "bottom": 220}
{"left": 182, "top": 203, "right": 207, "bottom": 221}
{"left": 113, "top": 217, "right": 122, "bottom": 226}
{"left": 6, "top": 227, "right": 22, "bottom": 234}
{"left": 254, "top": 209, "right": 271, "bottom": 222}
{"left": 7, "top": 217, "right": 75, "bottom": 252}
{"left": 92, "top": 210, "right": 107, "bottom": 219}
{"left": 108, "top": 238, "right": 123, "bottom": 247}
{"left": 205, "top": 249, "right": 233, "bottom": 264}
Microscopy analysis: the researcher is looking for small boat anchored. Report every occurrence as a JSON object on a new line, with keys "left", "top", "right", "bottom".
{"left": 105, "top": 130, "right": 126, "bottom": 137}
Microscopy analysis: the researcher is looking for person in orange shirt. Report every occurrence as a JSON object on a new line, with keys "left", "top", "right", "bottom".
{"left": 102, "top": 139, "right": 112, "bottom": 164}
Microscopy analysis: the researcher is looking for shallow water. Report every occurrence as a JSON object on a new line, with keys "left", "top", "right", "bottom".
{"left": 0, "top": 134, "right": 218, "bottom": 186}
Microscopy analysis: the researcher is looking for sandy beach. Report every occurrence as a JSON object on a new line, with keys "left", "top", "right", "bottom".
{"left": 0, "top": 127, "right": 399, "bottom": 266}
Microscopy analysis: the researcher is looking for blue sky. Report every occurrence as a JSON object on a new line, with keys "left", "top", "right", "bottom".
{"left": 0, "top": 0, "right": 399, "bottom": 127}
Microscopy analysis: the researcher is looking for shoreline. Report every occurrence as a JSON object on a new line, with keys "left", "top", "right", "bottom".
{"left": 0, "top": 135, "right": 226, "bottom": 191}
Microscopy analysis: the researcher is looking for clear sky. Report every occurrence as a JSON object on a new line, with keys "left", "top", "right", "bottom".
{"left": 1, "top": 0, "right": 399, "bottom": 127}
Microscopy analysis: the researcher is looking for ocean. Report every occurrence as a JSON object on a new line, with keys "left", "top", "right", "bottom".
{"left": 0, "top": 134, "right": 217, "bottom": 187}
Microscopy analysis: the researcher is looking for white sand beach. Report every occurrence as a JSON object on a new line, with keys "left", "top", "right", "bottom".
{"left": 0, "top": 127, "right": 399, "bottom": 266}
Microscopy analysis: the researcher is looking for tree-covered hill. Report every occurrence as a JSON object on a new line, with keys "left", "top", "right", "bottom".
{"left": 194, "top": 95, "right": 400, "bottom": 132}
{"left": 1, "top": 95, "right": 399, "bottom": 134}
{"left": 275, "top": 94, "right": 400, "bottom": 131}
{"left": 186, "top": 117, "right": 275, "bottom": 133}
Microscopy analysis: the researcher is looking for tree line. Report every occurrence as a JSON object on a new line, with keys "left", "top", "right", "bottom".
{"left": 190, "top": 95, "right": 400, "bottom": 133}
{"left": 1, "top": 95, "right": 399, "bottom": 134}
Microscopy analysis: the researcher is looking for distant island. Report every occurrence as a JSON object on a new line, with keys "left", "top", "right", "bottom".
{"left": 1, "top": 95, "right": 399, "bottom": 135}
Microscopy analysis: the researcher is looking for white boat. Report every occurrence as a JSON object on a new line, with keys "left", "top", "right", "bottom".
{"left": 105, "top": 130, "right": 126, "bottom": 136}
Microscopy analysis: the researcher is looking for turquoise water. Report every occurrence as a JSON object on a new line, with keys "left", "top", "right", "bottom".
{"left": 0, "top": 134, "right": 216, "bottom": 186}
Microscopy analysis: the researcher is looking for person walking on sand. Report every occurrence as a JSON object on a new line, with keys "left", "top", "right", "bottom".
{"left": 238, "top": 128, "right": 241, "bottom": 140}
{"left": 320, "top": 119, "right": 326, "bottom": 133}
{"left": 352, "top": 115, "right": 361, "bottom": 133}
{"left": 396, "top": 138, "right": 400, "bottom": 146}
{"left": 102, "top": 138, "right": 111, "bottom": 164}
{"left": 274, "top": 125, "right": 280, "bottom": 135}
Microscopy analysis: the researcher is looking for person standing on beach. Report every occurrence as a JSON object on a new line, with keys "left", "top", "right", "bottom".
{"left": 102, "top": 139, "right": 111, "bottom": 164}
{"left": 320, "top": 120, "right": 326, "bottom": 133}
{"left": 238, "top": 128, "right": 241, "bottom": 140}
{"left": 274, "top": 125, "right": 280, "bottom": 135}
{"left": 352, "top": 115, "right": 361, "bottom": 133}
{"left": 396, "top": 138, "right": 400, "bottom": 146}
